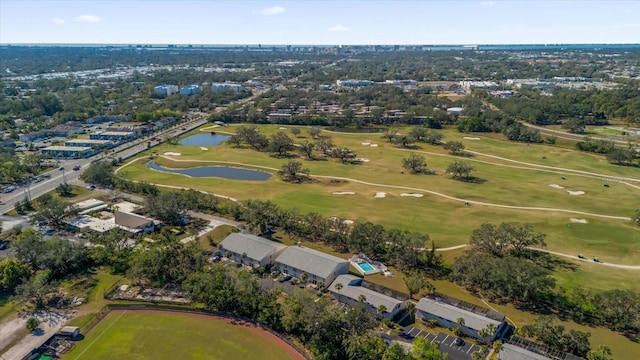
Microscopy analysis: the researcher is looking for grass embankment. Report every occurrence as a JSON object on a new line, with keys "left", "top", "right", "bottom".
{"left": 65, "top": 311, "right": 301, "bottom": 360}
{"left": 196, "top": 224, "right": 237, "bottom": 250}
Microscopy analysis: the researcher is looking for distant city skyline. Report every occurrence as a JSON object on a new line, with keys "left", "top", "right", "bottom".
{"left": 1, "top": 0, "right": 639, "bottom": 45}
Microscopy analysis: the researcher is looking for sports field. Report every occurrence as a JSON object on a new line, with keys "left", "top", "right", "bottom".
{"left": 64, "top": 310, "right": 305, "bottom": 360}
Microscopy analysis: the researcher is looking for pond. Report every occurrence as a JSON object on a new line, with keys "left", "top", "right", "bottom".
{"left": 146, "top": 161, "right": 272, "bottom": 181}
{"left": 178, "top": 133, "right": 230, "bottom": 146}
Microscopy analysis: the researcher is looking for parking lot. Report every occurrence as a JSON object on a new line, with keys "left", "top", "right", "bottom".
{"left": 401, "top": 326, "right": 481, "bottom": 360}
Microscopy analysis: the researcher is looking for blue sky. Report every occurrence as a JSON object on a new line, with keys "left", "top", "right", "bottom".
{"left": 1, "top": 1, "right": 639, "bottom": 45}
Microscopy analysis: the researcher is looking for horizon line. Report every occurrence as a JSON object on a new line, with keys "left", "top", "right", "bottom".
{"left": 2, "top": 42, "right": 640, "bottom": 47}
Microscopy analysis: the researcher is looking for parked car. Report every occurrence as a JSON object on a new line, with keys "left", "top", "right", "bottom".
{"left": 593, "top": 257, "right": 601, "bottom": 263}
{"left": 73, "top": 165, "right": 81, "bottom": 171}
{"left": 577, "top": 254, "right": 586, "bottom": 259}
{"left": 279, "top": 274, "right": 292, "bottom": 283}
{"left": 0, "top": 242, "right": 7, "bottom": 250}
{"left": 59, "top": 166, "right": 64, "bottom": 171}
{"left": 86, "top": 185, "right": 96, "bottom": 191}
{"left": 453, "top": 338, "right": 465, "bottom": 346}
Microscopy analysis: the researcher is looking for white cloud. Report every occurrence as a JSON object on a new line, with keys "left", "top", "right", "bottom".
{"left": 481, "top": 1, "right": 495, "bottom": 7}
{"left": 260, "top": 6, "right": 285, "bottom": 15}
{"left": 329, "top": 25, "right": 349, "bottom": 32}
{"left": 51, "top": 18, "right": 65, "bottom": 25}
{"left": 74, "top": 15, "right": 103, "bottom": 23}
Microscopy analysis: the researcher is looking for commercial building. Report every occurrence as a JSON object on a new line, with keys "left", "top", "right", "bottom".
{"left": 154, "top": 84, "right": 179, "bottom": 96}
{"left": 65, "top": 139, "right": 113, "bottom": 149}
{"left": 89, "top": 131, "right": 135, "bottom": 142}
{"left": 114, "top": 210, "right": 158, "bottom": 234}
{"left": 180, "top": 84, "right": 203, "bottom": 96}
{"left": 65, "top": 215, "right": 116, "bottom": 234}
{"left": 416, "top": 296, "right": 507, "bottom": 341}
{"left": 500, "top": 344, "right": 552, "bottom": 360}
{"left": 275, "top": 245, "right": 350, "bottom": 286}
{"left": 211, "top": 83, "right": 243, "bottom": 92}
{"left": 41, "top": 145, "right": 92, "bottom": 159}
{"left": 74, "top": 198, "right": 109, "bottom": 215}
{"left": 336, "top": 79, "right": 375, "bottom": 87}
{"left": 86, "top": 115, "right": 130, "bottom": 124}
{"left": 328, "top": 274, "right": 407, "bottom": 320}
{"left": 219, "top": 233, "right": 287, "bottom": 268}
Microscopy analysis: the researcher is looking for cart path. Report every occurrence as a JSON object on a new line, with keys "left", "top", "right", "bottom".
{"left": 118, "top": 155, "right": 632, "bottom": 221}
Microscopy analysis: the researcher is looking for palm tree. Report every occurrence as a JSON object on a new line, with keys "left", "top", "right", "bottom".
{"left": 377, "top": 304, "right": 387, "bottom": 315}
{"left": 334, "top": 282, "right": 343, "bottom": 293}
{"left": 358, "top": 294, "right": 367, "bottom": 303}
{"left": 456, "top": 317, "right": 466, "bottom": 327}
{"left": 300, "top": 272, "right": 308, "bottom": 283}
{"left": 493, "top": 340, "right": 503, "bottom": 356}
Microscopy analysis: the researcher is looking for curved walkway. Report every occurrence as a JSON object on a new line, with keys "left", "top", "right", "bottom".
{"left": 118, "top": 155, "right": 632, "bottom": 221}
{"left": 432, "top": 243, "right": 640, "bottom": 269}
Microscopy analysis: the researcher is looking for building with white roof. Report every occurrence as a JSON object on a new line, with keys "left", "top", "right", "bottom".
{"left": 275, "top": 245, "right": 349, "bottom": 286}
{"left": 219, "top": 233, "right": 287, "bottom": 268}
{"left": 41, "top": 146, "right": 92, "bottom": 159}
{"left": 89, "top": 131, "right": 135, "bottom": 141}
{"left": 500, "top": 344, "right": 552, "bottom": 360}
{"left": 328, "top": 274, "right": 407, "bottom": 320}
{"left": 416, "top": 296, "right": 506, "bottom": 341}
{"left": 65, "top": 215, "right": 116, "bottom": 234}
{"left": 154, "top": 85, "right": 179, "bottom": 96}
{"left": 74, "top": 198, "right": 109, "bottom": 215}
{"left": 211, "top": 83, "right": 243, "bottom": 93}
{"left": 65, "top": 139, "right": 113, "bottom": 149}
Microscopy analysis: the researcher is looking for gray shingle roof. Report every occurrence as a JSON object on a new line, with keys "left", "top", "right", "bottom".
{"left": 220, "top": 233, "right": 286, "bottom": 262}
{"left": 416, "top": 297, "right": 503, "bottom": 331}
{"left": 275, "top": 246, "right": 349, "bottom": 279}
{"left": 500, "top": 344, "right": 552, "bottom": 360}
{"left": 329, "top": 274, "right": 403, "bottom": 312}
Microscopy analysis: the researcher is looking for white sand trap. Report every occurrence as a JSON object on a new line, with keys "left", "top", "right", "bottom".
{"left": 463, "top": 137, "right": 480, "bottom": 140}
{"left": 548, "top": 184, "right": 564, "bottom": 189}
{"left": 400, "top": 193, "right": 424, "bottom": 198}
{"left": 279, "top": 127, "right": 286, "bottom": 130}
{"left": 361, "top": 142, "right": 371, "bottom": 146}
{"left": 570, "top": 218, "right": 588, "bottom": 223}
{"left": 200, "top": 147, "right": 208, "bottom": 151}
{"left": 567, "top": 190, "right": 585, "bottom": 196}
{"left": 332, "top": 191, "right": 356, "bottom": 195}
{"left": 343, "top": 219, "right": 354, "bottom": 225}
{"left": 374, "top": 192, "right": 386, "bottom": 198}
{"left": 370, "top": 144, "right": 378, "bottom": 147}
{"left": 356, "top": 158, "right": 370, "bottom": 162}
{"left": 163, "top": 152, "right": 182, "bottom": 156}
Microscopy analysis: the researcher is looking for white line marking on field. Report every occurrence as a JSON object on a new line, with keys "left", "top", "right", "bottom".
{"left": 72, "top": 310, "right": 127, "bottom": 360}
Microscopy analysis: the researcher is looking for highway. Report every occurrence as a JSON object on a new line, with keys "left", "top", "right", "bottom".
{"left": 0, "top": 115, "right": 208, "bottom": 215}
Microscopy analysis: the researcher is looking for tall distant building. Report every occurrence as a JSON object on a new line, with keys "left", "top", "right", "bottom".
{"left": 180, "top": 84, "right": 203, "bottom": 96}
{"left": 154, "top": 84, "right": 179, "bottom": 96}
{"left": 211, "top": 83, "right": 243, "bottom": 93}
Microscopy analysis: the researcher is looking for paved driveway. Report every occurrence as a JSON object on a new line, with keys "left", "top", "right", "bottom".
{"left": 401, "top": 326, "right": 481, "bottom": 360}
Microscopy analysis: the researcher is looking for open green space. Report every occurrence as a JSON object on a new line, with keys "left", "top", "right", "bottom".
{"left": 65, "top": 311, "right": 300, "bottom": 360}
{"left": 119, "top": 124, "right": 640, "bottom": 266}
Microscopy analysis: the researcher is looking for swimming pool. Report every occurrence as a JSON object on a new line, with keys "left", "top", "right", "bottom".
{"left": 356, "top": 261, "right": 375, "bottom": 273}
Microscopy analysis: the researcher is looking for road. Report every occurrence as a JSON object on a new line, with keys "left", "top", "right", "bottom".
{"left": 0, "top": 116, "right": 208, "bottom": 215}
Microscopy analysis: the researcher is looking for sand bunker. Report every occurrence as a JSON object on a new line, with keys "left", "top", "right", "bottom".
{"left": 361, "top": 142, "right": 371, "bottom": 146}
{"left": 356, "top": 158, "right": 370, "bottom": 162}
{"left": 548, "top": 184, "right": 565, "bottom": 189}
{"left": 332, "top": 191, "right": 356, "bottom": 195}
{"left": 163, "top": 152, "right": 182, "bottom": 156}
{"left": 570, "top": 218, "right": 588, "bottom": 223}
{"left": 567, "top": 190, "right": 585, "bottom": 196}
{"left": 400, "top": 193, "right": 424, "bottom": 198}
{"left": 279, "top": 127, "right": 286, "bottom": 130}
{"left": 200, "top": 147, "right": 208, "bottom": 151}
{"left": 463, "top": 137, "right": 480, "bottom": 140}
{"left": 374, "top": 192, "right": 386, "bottom": 198}
{"left": 343, "top": 220, "right": 354, "bottom": 225}
{"left": 370, "top": 144, "right": 378, "bottom": 147}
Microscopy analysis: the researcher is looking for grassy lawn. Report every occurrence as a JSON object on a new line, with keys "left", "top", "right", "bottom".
{"left": 196, "top": 225, "right": 238, "bottom": 250}
{"left": 64, "top": 311, "right": 300, "bottom": 360}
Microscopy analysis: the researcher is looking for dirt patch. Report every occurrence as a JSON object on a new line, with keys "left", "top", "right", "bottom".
{"left": 108, "top": 310, "right": 306, "bottom": 360}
